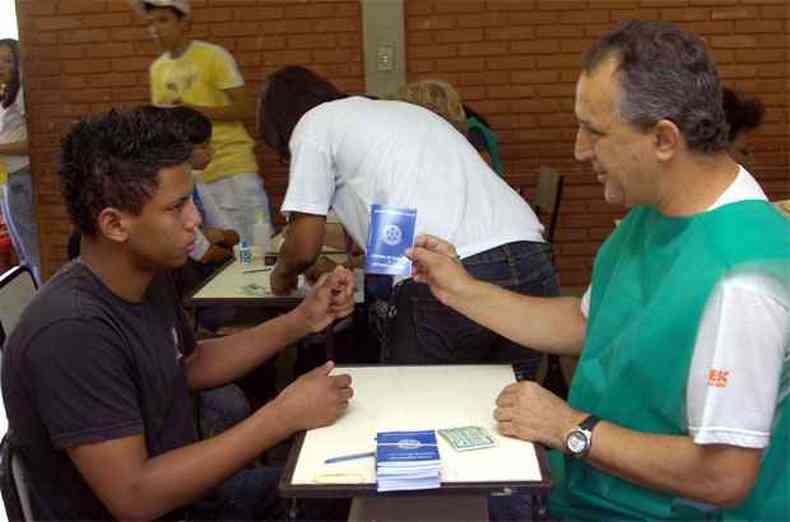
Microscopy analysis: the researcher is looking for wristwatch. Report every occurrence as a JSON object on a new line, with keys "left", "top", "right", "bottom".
{"left": 564, "top": 414, "right": 601, "bottom": 458}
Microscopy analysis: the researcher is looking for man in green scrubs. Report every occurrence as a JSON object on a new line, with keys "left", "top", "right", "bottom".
{"left": 406, "top": 21, "right": 789, "bottom": 521}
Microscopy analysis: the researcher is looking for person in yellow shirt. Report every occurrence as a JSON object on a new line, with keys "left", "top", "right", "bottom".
{"left": 132, "top": 0, "right": 271, "bottom": 244}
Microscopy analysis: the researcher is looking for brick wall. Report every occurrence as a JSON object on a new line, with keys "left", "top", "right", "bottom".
{"left": 406, "top": 0, "right": 789, "bottom": 287}
{"left": 17, "top": 0, "right": 364, "bottom": 279}
{"left": 17, "top": 0, "right": 790, "bottom": 285}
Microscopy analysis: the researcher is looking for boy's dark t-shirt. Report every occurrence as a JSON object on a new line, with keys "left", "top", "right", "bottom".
{"left": 1, "top": 261, "right": 198, "bottom": 520}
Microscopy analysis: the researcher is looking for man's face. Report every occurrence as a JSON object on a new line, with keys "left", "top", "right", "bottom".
{"left": 574, "top": 57, "right": 660, "bottom": 208}
{"left": 190, "top": 140, "right": 213, "bottom": 170}
{"left": 147, "top": 7, "right": 188, "bottom": 52}
{"left": 125, "top": 163, "right": 201, "bottom": 270}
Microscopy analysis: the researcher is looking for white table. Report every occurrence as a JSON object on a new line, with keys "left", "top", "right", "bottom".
{"left": 281, "top": 365, "right": 552, "bottom": 521}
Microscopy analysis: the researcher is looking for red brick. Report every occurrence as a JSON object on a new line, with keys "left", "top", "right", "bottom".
{"left": 485, "top": 27, "right": 535, "bottom": 41}
{"left": 80, "top": 12, "right": 134, "bottom": 27}
{"left": 486, "top": 56, "right": 536, "bottom": 70}
{"left": 511, "top": 70, "right": 561, "bottom": 85}
{"left": 536, "top": 0, "right": 588, "bottom": 10}
{"left": 411, "top": 15, "right": 457, "bottom": 30}
{"left": 735, "top": 20, "right": 785, "bottom": 33}
{"left": 735, "top": 49, "right": 788, "bottom": 63}
{"left": 434, "top": 28, "right": 484, "bottom": 43}
{"left": 34, "top": 16, "right": 82, "bottom": 32}
{"left": 410, "top": 45, "right": 457, "bottom": 59}
{"left": 58, "top": 0, "right": 108, "bottom": 14}
{"left": 710, "top": 35, "right": 758, "bottom": 48}
{"left": 434, "top": 1, "right": 486, "bottom": 14}
{"left": 510, "top": 40, "right": 562, "bottom": 55}
{"left": 436, "top": 57, "right": 485, "bottom": 72}
{"left": 760, "top": 5, "right": 790, "bottom": 18}
{"left": 459, "top": 41, "right": 508, "bottom": 57}
{"left": 232, "top": 6, "right": 284, "bottom": 21}
{"left": 660, "top": 7, "right": 711, "bottom": 21}
{"left": 711, "top": 6, "right": 759, "bottom": 19}
{"left": 684, "top": 21, "right": 734, "bottom": 35}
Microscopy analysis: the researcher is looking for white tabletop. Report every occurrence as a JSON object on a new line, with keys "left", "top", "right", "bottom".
{"left": 290, "top": 365, "right": 544, "bottom": 487}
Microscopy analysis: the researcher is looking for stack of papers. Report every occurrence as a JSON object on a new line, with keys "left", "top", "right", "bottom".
{"left": 376, "top": 430, "right": 441, "bottom": 492}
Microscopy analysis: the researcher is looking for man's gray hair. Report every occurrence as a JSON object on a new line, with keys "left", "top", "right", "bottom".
{"left": 582, "top": 21, "right": 729, "bottom": 154}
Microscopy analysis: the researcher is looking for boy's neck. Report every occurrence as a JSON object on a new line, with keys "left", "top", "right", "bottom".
{"left": 168, "top": 38, "right": 191, "bottom": 59}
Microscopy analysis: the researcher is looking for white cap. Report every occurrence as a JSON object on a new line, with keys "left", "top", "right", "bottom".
{"left": 130, "top": 0, "right": 191, "bottom": 17}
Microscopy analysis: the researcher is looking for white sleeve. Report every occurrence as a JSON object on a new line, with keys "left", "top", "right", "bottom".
{"left": 687, "top": 273, "right": 789, "bottom": 448}
{"left": 280, "top": 132, "right": 335, "bottom": 217}
{"left": 580, "top": 285, "right": 592, "bottom": 318}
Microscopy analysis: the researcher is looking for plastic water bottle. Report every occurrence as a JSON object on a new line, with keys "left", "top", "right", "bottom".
{"left": 238, "top": 240, "right": 253, "bottom": 266}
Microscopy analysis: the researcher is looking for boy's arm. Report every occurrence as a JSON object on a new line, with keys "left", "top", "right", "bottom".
{"left": 68, "top": 362, "right": 352, "bottom": 520}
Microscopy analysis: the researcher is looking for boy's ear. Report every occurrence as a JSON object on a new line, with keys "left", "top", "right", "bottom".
{"left": 96, "top": 208, "right": 131, "bottom": 244}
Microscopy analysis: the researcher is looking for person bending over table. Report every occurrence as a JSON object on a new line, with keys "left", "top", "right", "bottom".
{"left": 406, "top": 21, "right": 789, "bottom": 522}
{"left": 1, "top": 107, "right": 355, "bottom": 521}
{"left": 258, "top": 66, "right": 557, "bottom": 378}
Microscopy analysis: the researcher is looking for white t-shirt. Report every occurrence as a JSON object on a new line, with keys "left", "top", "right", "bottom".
{"left": 0, "top": 88, "right": 29, "bottom": 173}
{"left": 580, "top": 167, "right": 789, "bottom": 448}
{"left": 281, "top": 97, "right": 544, "bottom": 259}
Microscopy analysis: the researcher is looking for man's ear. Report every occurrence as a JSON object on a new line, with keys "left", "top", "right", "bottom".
{"left": 96, "top": 208, "right": 130, "bottom": 244}
{"left": 653, "top": 119, "right": 680, "bottom": 162}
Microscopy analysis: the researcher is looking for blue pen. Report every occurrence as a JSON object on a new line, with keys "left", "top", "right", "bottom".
{"left": 324, "top": 451, "right": 375, "bottom": 464}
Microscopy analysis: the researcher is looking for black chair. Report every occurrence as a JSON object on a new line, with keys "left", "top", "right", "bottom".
{"left": 0, "top": 266, "right": 38, "bottom": 521}
{"left": 0, "top": 265, "right": 38, "bottom": 350}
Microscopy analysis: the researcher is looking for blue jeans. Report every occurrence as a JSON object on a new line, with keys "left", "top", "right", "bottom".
{"left": 381, "top": 241, "right": 559, "bottom": 380}
{"left": 1, "top": 168, "right": 41, "bottom": 284}
{"left": 190, "top": 466, "right": 286, "bottom": 521}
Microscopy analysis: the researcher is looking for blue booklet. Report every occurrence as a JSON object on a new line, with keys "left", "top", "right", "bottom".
{"left": 376, "top": 430, "right": 441, "bottom": 492}
{"left": 365, "top": 204, "right": 417, "bottom": 276}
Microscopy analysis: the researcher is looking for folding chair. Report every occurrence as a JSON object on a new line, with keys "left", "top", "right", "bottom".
{"left": 0, "top": 265, "right": 38, "bottom": 350}
{"left": 533, "top": 166, "right": 565, "bottom": 244}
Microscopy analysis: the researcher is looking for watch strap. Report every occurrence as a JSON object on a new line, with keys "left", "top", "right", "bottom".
{"left": 579, "top": 414, "right": 601, "bottom": 432}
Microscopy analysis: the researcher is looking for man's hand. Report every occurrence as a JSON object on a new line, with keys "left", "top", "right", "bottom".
{"left": 271, "top": 262, "right": 299, "bottom": 295}
{"left": 273, "top": 361, "right": 353, "bottom": 431}
{"left": 296, "top": 266, "right": 355, "bottom": 333}
{"left": 406, "top": 234, "right": 475, "bottom": 305}
{"left": 494, "top": 380, "right": 586, "bottom": 450}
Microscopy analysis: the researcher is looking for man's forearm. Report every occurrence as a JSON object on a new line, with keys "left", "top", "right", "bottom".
{"left": 582, "top": 421, "right": 762, "bottom": 507}
{"left": 185, "top": 308, "right": 311, "bottom": 390}
{"left": 447, "top": 279, "right": 586, "bottom": 355}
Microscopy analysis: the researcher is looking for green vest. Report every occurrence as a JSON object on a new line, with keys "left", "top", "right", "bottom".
{"left": 548, "top": 200, "right": 790, "bottom": 521}
{"left": 467, "top": 116, "right": 505, "bottom": 177}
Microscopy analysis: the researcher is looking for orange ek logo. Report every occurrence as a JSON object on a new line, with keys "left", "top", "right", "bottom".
{"left": 707, "top": 369, "right": 730, "bottom": 388}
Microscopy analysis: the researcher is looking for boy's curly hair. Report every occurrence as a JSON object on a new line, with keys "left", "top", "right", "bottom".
{"left": 59, "top": 107, "right": 192, "bottom": 236}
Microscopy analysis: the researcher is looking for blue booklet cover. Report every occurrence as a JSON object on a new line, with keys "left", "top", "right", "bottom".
{"left": 376, "top": 430, "right": 439, "bottom": 464}
{"left": 365, "top": 204, "right": 417, "bottom": 276}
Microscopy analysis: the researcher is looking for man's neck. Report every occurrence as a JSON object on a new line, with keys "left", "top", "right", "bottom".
{"left": 167, "top": 38, "right": 191, "bottom": 59}
{"left": 655, "top": 153, "right": 740, "bottom": 216}
{"left": 79, "top": 241, "right": 156, "bottom": 303}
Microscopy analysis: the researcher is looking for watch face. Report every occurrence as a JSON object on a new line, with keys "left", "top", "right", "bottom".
{"left": 567, "top": 431, "right": 589, "bottom": 454}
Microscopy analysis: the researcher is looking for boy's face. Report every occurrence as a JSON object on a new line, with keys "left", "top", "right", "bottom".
{"left": 190, "top": 141, "right": 213, "bottom": 170}
{"left": 147, "top": 7, "right": 189, "bottom": 52}
{"left": 124, "top": 162, "right": 201, "bottom": 270}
